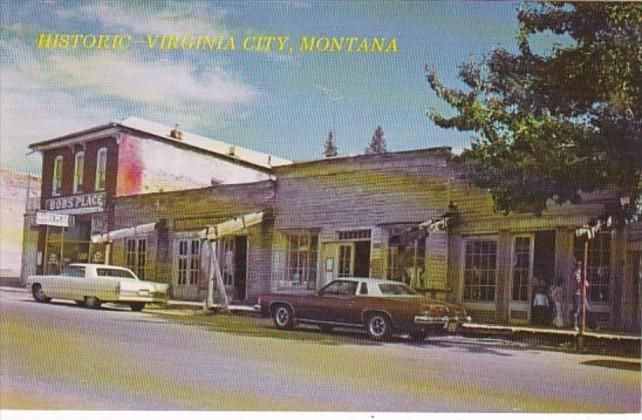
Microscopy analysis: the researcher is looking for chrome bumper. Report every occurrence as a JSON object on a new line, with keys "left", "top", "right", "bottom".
{"left": 253, "top": 304, "right": 261, "bottom": 312}
{"left": 414, "top": 315, "right": 472, "bottom": 329}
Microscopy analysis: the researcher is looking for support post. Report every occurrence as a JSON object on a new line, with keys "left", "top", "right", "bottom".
{"left": 206, "top": 240, "right": 229, "bottom": 310}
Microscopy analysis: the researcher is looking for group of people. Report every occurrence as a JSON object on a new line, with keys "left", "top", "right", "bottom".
{"left": 530, "top": 261, "right": 590, "bottom": 329}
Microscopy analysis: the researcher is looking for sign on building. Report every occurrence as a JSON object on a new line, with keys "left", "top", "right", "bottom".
{"left": 35, "top": 211, "right": 73, "bottom": 227}
{"left": 44, "top": 192, "right": 106, "bottom": 215}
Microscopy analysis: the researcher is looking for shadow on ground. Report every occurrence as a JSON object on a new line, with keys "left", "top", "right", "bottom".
{"left": 580, "top": 359, "right": 641, "bottom": 371}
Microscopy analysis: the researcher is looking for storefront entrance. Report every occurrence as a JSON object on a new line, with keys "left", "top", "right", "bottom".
{"left": 220, "top": 236, "right": 248, "bottom": 302}
{"left": 509, "top": 231, "right": 556, "bottom": 324}
{"left": 43, "top": 219, "right": 105, "bottom": 274}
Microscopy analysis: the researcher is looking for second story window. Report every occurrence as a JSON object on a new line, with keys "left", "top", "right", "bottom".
{"left": 73, "top": 151, "right": 84, "bottom": 193}
{"left": 52, "top": 155, "right": 63, "bottom": 196}
{"left": 95, "top": 147, "right": 107, "bottom": 191}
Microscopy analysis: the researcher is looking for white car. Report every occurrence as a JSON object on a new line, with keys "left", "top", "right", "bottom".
{"left": 26, "top": 263, "right": 169, "bottom": 311}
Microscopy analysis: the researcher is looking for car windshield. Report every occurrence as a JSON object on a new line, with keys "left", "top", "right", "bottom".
{"left": 61, "top": 266, "right": 85, "bottom": 278}
{"left": 377, "top": 283, "right": 419, "bottom": 295}
{"left": 96, "top": 268, "right": 136, "bottom": 279}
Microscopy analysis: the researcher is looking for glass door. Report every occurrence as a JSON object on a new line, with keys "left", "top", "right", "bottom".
{"left": 510, "top": 236, "right": 533, "bottom": 323}
{"left": 337, "top": 244, "right": 354, "bottom": 277}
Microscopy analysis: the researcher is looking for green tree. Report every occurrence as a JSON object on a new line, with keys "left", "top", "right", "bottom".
{"left": 323, "top": 130, "right": 338, "bottom": 157}
{"left": 426, "top": 2, "right": 642, "bottom": 216}
{"left": 365, "top": 125, "right": 387, "bottom": 154}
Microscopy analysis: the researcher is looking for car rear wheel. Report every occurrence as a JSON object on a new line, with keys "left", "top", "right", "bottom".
{"left": 130, "top": 303, "right": 145, "bottom": 312}
{"left": 32, "top": 284, "right": 51, "bottom": 303}
{"left": 84, "top": 296, "right": 102, "bottom": 309}
{"left": 273, "top": 305, "right": 294, "bottom": 330}
{"left": 367, "top": 313, "right": 392, "bottom": 341}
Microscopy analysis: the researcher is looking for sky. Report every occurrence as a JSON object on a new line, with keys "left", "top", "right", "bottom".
{"left": 0, "top": 0, "right": 530, "bottom": 175}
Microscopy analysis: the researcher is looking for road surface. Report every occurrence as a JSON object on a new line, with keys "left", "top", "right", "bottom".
{"left": 1, "top": 288, "right": 640, "bottom": 412}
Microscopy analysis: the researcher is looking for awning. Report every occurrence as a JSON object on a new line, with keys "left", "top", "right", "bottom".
{"left": 91, "top": 222, "right": 157, "bottom": 243}
{"left": 199, "top": 211, "right": 264, "bottom": 241}
{"left": 419, "top": 217, "right": 450, "bottom": 232}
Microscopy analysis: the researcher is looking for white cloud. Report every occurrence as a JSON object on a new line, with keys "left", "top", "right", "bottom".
{"left": 56, "top": 2, "right": 230, "bottom": 36}
{"left": 35, "top": 53, "right": 256, "bottom": 106}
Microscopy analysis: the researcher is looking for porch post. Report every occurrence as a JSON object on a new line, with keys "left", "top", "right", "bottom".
{"left": 207, "top": 240, "right": 229, "bottom": 310}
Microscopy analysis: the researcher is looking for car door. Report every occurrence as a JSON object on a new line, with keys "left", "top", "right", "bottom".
{"left": 311, "top": 280, "right": 358, "bottom": 324}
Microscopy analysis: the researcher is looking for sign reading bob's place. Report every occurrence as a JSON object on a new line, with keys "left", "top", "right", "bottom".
{"left": 44, "top": 192, "right": 106, "bottom": 214}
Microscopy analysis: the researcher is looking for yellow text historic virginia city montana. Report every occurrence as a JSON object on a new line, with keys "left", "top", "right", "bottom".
{"left": 35, "top": 33, "right": 398, "bottom": 53}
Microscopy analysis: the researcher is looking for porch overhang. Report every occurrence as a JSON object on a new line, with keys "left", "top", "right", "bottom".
{"left": 90, "top": 222, "right": 157, "bottom": 243}
{"left": 199, "top": 211, "right": 264, "bottom": 241}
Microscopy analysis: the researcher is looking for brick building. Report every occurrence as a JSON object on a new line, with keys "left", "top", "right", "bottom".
{"left": 26, "top": 117, "right": 289, "bottom": 277}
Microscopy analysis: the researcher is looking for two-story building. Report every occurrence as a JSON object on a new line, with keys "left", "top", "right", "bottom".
{"left": 27, "top": 117, "right": 290, "bottom": 277}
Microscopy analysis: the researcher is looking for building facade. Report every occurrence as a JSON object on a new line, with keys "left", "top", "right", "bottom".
{"left": 27, "top": 117, "right": 289, "bottom": 277}
{"left": 25, "top": 123, "right": 640, "bottom": 331}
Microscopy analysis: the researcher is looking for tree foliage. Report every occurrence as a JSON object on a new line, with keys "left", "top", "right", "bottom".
{"left": 426, "top": 2, "right": 642, "bottom": 216}
{"left": 365, "top": 125, "right": 387, "bottom": 154}
{"left": 323, "top": 130, "right": 338, "bottom": 157}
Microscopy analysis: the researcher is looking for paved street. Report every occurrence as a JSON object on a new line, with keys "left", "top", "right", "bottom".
{"left": 1, "top": 288, "right": 640, "bottom": 412}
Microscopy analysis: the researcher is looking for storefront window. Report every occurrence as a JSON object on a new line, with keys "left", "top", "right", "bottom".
{"left": 512, "top": 237, "right": 530, "bottom": 301}
{"left": 463, "top": 239, "right": 497, "bottom": 302}
{"left": 127, "top": 238, "right": 147, "bottom": 279}
{"left": 385, "top": 241, "right": 426, "bottom": 289}
{"left": 177, "top": 239, "right": 199, "bottom": 286}
{"left": 43, "top": 220, "right": 93, "bottom": 274}
{"left": 574, "top": 232, "right": 611, "bottom": 303}
{"left": 286, "top": 233, "right": 318, "bottom": 289}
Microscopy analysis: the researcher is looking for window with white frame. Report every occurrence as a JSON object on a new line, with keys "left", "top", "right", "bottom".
{"left": 52, "top": 155, "right": 63, "bottom": 196}
{"left": 574, "top": 232, "right": 611, "bottom": 303}
{"left": 95, "top": 148, "right": 107, "bottom": 191}
{"left": 126, "top": 238, "right": 147, "bottom": 280}
{"left": 286, "top": 232, "right": 318, "bottom": 289}
{"left": 463, "top": 239, "right": 497, "bottom": 302}
{"left": 177, "top": 239, "right": 200, "bottom": 286}
{"left": 73, "top": 151, "right": 84, "bottom": 193}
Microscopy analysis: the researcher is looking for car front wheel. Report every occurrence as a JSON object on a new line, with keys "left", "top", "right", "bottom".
{"left": 84, "top": 296, "right": 102, "bottom": 309}
{"left": 32, "top": 284, "right": 51, "bottom": 303}
{"left": 130, "top": 303, "right": 145, "bottom": 312}
{"left": 367, "top": 313, "right": 392, "bottom": 341}
{"left": 273, "top": 305, "right": 294, "bottom": 330}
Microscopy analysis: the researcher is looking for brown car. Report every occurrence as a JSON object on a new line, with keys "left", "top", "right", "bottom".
{"left": 256, "top": 277, "right": 471, "bottom": 341}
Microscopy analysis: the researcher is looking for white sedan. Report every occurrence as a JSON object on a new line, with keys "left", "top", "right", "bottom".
{"left": 26, "top": 263, "right": 169, "bottom": 311}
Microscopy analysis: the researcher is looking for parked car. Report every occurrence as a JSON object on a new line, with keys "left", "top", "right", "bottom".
{"left": 26, "top": 263, "right": 169, "bottom": 311}
{"left": 256, "top": 277, "right": 471, "bottom": 341}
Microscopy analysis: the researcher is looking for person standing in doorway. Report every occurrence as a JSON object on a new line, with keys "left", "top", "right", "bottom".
{"left": 550, "top": 278, "right": 564, "bottom": 327}
{"left": 532, "top": 285, "right": 550, "bottom": 326}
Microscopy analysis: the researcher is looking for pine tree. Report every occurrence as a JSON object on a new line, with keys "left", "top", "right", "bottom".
{"left": 323, "top": 130, "right": 338, "bottom": 157}
{"left": 365, "top": 126, "right": 387, "bottom": 154}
